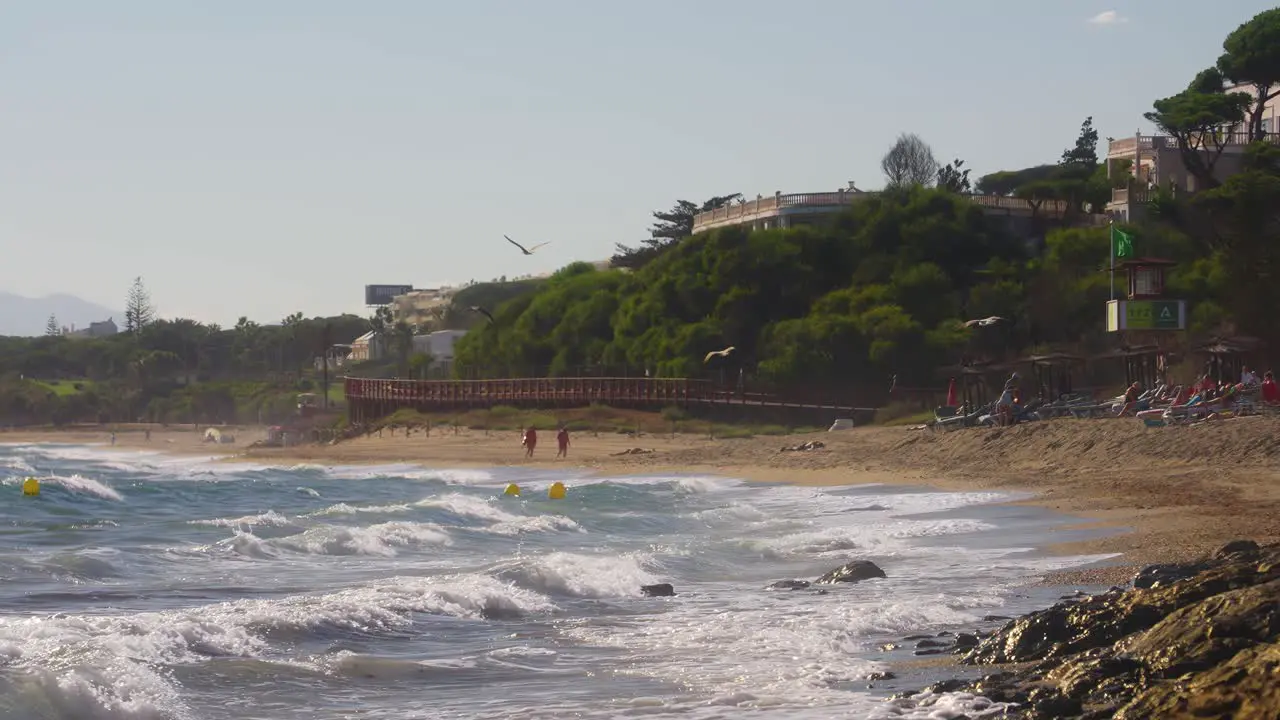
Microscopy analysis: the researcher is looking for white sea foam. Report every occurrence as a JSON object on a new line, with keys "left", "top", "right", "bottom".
{"left": 304, "top": 502, "right": 412, "bottom": 517}
{"left": 269, "top": 521, "right": 452, "bottom": 557}
{"left": 413, "top": 492, "right": 519, "bottom": 522}
{"left": 495, "top": 551, "right": 658, "bottom": 598}
{"left": 482, "top": 515, "right": 584, "bottom": 536}
{"left": 190, "top": 510, "right": 292, "bottom": 528}
{"left": 39, "top": 474, "right": 125, "bottom": 502}
{"left": 0, "top": 574, "right": 554, "bottom": 719}
{"left": 754, "top": 518, "right": 998, "bottom": 558}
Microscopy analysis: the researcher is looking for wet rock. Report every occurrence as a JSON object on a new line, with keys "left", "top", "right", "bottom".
{"left": 913, "top": 648, "right": 945, "bottom": 656}
{"left": 893, "top": 541, "right": 1280, "bottom": 719}
{"left": 866, "top": 671, "right": 896, "bottom": 681}
{"left": 902, "top": 634, "right": 932, "bottom": 641}
{"left": 1214, "top": 539, "right": 1260, "bottom": 560}
{"left": 1133, "top": 560, "right": 1209, "bottom": 589}
{"left": 982, "top": 614, "right": 1013, "bottom": 622}
{"left": 640, "top": 583, "right": 675, "bottom": 597}
{"left": 879, "top": 642, "right": 900, "bottom": 652}
{"left": 952, "top": 633, "right": 979, "bottom": 651}
{"left": 767, "top": 579, "right": 810, "bottom": 591}
{"left": 814, "top": 560, "right": 886, "bottom": 584}
{"left": 915, "top": 638, "right": 948, "bottom": 649}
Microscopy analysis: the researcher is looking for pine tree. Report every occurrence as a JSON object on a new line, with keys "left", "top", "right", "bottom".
{"left": 124, "top": 276, "right": 155, "bottom": 334}
{"left": 45, "top": 314, "right": 61, "bottom": 336}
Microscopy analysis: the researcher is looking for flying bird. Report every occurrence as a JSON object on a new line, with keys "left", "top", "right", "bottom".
{"left": 964, "top": 316, "right": 1009, "bottom": 328}
{"left": 469, "top": 306, "right": 495, "bottom": 323}
{"left": 703, "top": 346, "right": 736, "bottom": 363}
{"left": 505, "top": 235, "right": 551, "bottom": 255}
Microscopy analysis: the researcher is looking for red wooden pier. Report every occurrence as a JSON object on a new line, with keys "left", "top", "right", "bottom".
{"left": 343, "top": 376, "right": 870, "bottom": 425}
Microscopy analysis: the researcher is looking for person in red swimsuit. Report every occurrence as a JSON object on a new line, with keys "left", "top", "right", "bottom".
{"left": 556, "top": 427, "right": 570, "bottom": 458}
{"left": 522, "top": 427, "right": 537, "bottom": 458}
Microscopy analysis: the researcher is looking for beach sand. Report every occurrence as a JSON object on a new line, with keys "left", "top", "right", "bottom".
{"left": 6, "top": 417, "right": 1280, "bottom": 585}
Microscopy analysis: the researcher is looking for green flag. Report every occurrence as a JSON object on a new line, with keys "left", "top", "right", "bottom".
{"left": 1112, "top": 224, "right": 1134, "bottom": 259}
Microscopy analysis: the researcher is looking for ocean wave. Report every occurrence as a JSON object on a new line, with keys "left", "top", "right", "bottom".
{"left": 303, "top": 502, "right": 412, "bottom": 517}
{"left": 751, "top": 518, "right": 997, "bottom": 558}
{"left": 263, "top": 521, "right": 452, "bottom": 557}
{"left": 481, "top": 515, "right": 584, "bottom": 536}
{"left": 37, "top": 550, "right": 125, "bottom": 582}
{"left": 41, "top": 474, "right": 125, "bottom": 502}
{"left": 189, "top": 510, "right": 293, "bottom": 528}
{"left": 0, "top": 574, "right": 554, "bottom": 719}
{"left": 412, "top": 493, "right": 519, "bottom": 522}
{"left": 493, "top": 551, "right": 658, "bottom": 598}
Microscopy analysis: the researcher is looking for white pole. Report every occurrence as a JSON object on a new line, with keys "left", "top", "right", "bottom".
{"left": 1109, "top": 221, "right": 1116, "bottom": 301}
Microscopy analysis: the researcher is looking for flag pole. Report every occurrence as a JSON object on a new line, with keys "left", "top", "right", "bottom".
{"left": 1109, "top": 221, "right": 1115, "bottom": 301}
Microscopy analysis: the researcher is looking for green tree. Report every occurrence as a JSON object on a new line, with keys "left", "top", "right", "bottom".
{"left": 1217, "top": 8, "right": 1280, "bottom": 140}
{"left": 44, "top": 314, "right": 60, "bottom": 337}
{"left": 124, "top": 277, "right": 156, "bottom": 334}
{"left": 611, "top": 194, "right": 742, "bottom": 269}
{"left": 1144, "top": 68, "right": 1252, "bottom": 189}
{"left": 936, "top": 159, "right": 972, "bottom": 193}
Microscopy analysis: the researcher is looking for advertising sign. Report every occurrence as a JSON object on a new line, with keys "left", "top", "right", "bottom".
{"left": 1106, "top": 299, "right": 1185, "bottom": 332}
{"left": 365, "top": 284, "right": 414, "bottom": 306}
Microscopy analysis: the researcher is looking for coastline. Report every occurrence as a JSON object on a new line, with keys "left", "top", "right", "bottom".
{"left": 6, "top": 417, "right": 1280, "bottom": 586}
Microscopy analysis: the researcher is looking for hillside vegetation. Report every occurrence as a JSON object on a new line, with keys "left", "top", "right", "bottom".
{"left": 456, "top": 10, "right": 1280, "bottom": 392}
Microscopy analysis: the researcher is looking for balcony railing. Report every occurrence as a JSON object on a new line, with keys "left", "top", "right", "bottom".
{"left": 1111, "top": 187, "right": 1160, "bottom": 205}
{"left": 692, "top": 191, "right": 1066, "bottom": 231}
{"left": 1109, "top": 131, "right": 1280, "bottom": 156}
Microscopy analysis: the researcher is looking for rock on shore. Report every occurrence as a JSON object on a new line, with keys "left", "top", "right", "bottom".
{"left": 888, "top": 540, "right": 1280, "bottom": 719}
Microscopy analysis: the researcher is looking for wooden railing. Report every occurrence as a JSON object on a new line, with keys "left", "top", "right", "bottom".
{"left": 692, "top": 191, "right": 1066, "bottom": 231}
{"left": 343, "top": 376, "right": 871, "bottom": 424}
{"left": 345, "top": 376, "right": 713, "bottom": 405}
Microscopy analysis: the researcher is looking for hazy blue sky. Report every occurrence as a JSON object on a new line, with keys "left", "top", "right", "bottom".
{"left": 0, "top": 1, "right": 1272, "bottom": 326}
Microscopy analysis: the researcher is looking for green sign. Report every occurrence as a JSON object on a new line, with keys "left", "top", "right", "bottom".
{"left": 1125, "top": 300, "right": 1181, "bottom": 330}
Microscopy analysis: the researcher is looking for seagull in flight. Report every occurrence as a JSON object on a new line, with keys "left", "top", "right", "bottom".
{"left": 703, "top": 346, "right": 735, "bottom": 363}
{"left": 963, "top": 316, "right": 1008, "bottom": 328}
{"left": 469, "top": 306, "right": 495, "bottom": 323}
{"left": 505, "top": 235, "right": 551, "bottom": 255}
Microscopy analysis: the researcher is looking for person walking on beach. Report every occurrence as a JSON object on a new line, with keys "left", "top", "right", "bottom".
{"left": 522, "top": 427, "right": 537, "bottom": 458}
{"left": 556, "top": 427, "right": 570, "bottom": 458}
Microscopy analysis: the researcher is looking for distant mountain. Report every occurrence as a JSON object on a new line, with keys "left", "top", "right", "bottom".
{"left": 0, "top": 292, "right": 122, "bottom": 337}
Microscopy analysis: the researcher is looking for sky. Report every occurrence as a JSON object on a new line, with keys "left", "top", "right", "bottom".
{"left": 1, "top": 0, "right": 1275, "bottom": 326}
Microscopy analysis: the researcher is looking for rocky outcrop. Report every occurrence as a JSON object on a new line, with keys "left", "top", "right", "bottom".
{"left": 640, "top": 583, "right": 675, "bottom": 597}
{"left": 815, "top": 560, "right": 886, "bottom": 584}
{"left": 889, "top": 540, "right": 1280, "bottom": 719}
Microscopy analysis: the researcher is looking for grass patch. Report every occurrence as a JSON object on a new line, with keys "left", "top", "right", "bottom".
{"left": 360, "top": 404, "right": 824, "bottom": 438}
{"left": 34, "top": 379, "right": 93, "bottom": 396}
{"left": 874, "top": 401, "right": 935, "bottom": 426}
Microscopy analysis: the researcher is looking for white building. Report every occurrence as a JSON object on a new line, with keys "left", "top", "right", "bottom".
{"left": 412, "top": 329, "right": 467, "bottom": 362}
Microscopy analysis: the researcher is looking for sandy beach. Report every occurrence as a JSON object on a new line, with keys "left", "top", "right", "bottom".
{"left": 6, "top": 418, "right": 1280, "bottom": 584}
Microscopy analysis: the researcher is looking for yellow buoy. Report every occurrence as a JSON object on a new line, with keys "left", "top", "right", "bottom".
{"left": 548, "top": 481, "right": 566, "bottom": 500}
{"left": 22, "top": 477, "right": 40, "bottom": 497}
{"left": 503, "top": 483, "right": 521, "bottom": 497}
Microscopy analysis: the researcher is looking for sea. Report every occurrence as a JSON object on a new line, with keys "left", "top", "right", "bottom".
{"left": 0, "top": 442, "right": 1117, "bottom": 720}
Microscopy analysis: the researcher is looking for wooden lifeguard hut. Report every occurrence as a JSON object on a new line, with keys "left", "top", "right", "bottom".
{"left": 1105, "top": 256, "right": 1185, "bottom": 387}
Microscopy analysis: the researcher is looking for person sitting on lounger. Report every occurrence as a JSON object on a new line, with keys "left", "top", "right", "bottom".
{"left": 1116, "top": 382, "right": 1143, "bottom": 416}
{"left": 996, "top": 372, "right": 1021, "bottom": 425}
{"left": 1242, "top": 366, "right": 1260, "bottom": 386}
